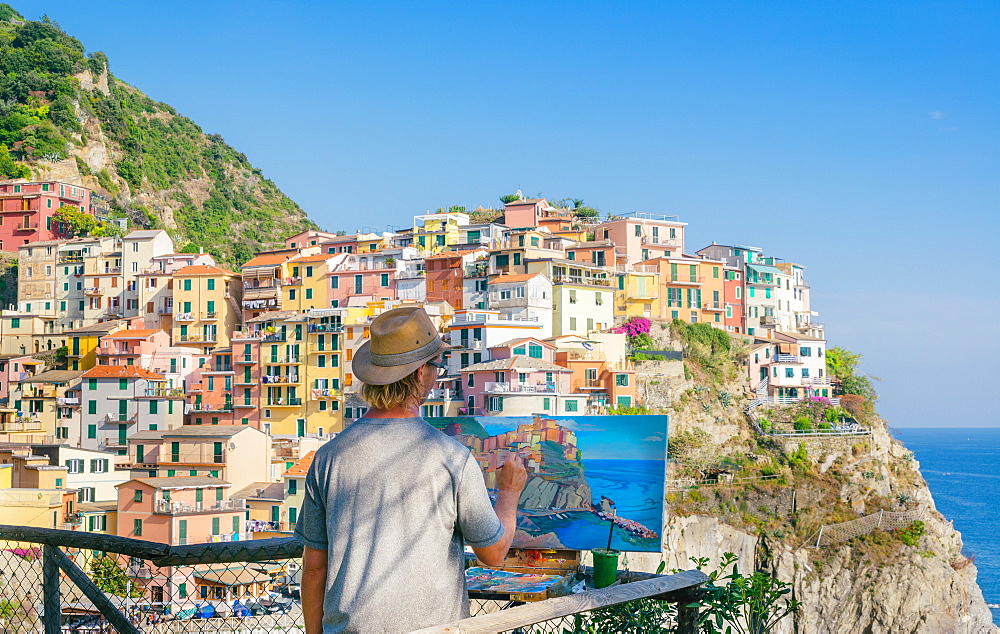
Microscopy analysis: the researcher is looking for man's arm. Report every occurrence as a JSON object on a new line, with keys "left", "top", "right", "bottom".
{"left": 472, "top": 454, "right": 527, "bottom": 566}
{"left": 301, "top": 546, "right": 328, "bottom": 634}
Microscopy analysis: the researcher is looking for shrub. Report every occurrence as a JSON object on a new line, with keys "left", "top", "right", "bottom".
{"left": 840, "top": 394, "right": 866, "bottom": 418}
{"left": 786, "top": 443, "right": 810, "bottom": 471}
{"left": 898, "top": 520, "right": 926, "bottom": 547}
{"left": 758, "top": 418, "right": 772, "bottom": 431}
{"left": 793, "top": 416, "right": 813, "bottom": 431}
{"left": 817, "top": 421, "right": 833, "bottom": 430}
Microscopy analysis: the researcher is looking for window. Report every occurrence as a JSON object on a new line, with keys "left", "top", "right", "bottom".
{"left": 331, "top": 276, "right": 339, "bottom": 289}
{"left": 288, "top": 289, "right": 296, "bottom": 300}
{"left": 802, "top": 368, "right": 810, "bottom": 378}
{"left": 212, "top": 517, "right": 220, "bottom": 536}
{"left": 564, "top": 400, "right": 579, "bottom": 412}
{"left": 569, "top": 317, "right": 577, "bottom": 330}
{"left": 785, "top": 368, "right": 794, "bottom": 378}
{"left": 133, "top": 519, "right": 142, "bottom": 536}
{"left": 615, "top": 374, "right": 629, "bottom": 387}
{"left": 182, "top": 279, "right": 191, "bottom": 291}
{"left": 119, "top": 379, "right": 128, "bottom": 390}
{"left": 134, "top": 489, "right": 143, "bottom": 502}
{"left": 87, "top": 400, "right": 97, "bottom": 415}
{"left": 87, "top": 425, "right": 96, "bottom": 439}
{"left": 289, "top": 479, "right": 298, "bottom": 495}
{"left": 92, "top": 459, "right": 108, "bottom": 473}
{"left": 634, "top": 225, "right": 641, "bottom": 237}
{"left": 380, "top": 273, "right": 389, "bottom": 287}
{"left": 528, "top": 344, "right": 543, "bottom": 359}
{"left": 305, "top": 288, "right": 313, "bottom": 299}
{"left": 206, "top": 279, "right": 215, "bottom": 291}
{"left": 65, "top": 459, "right": 83, "bottom": 474}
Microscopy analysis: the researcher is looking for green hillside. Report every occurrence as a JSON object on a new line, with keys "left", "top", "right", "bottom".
{"left": 0, "top": 5, "right": 316, "bottom": 265}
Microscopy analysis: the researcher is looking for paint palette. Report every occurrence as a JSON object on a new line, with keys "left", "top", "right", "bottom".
{"left": 465, "top": 567, "right": 573, "bottom": 602}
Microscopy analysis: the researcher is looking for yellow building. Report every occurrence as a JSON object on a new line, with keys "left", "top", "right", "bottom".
{"left": 64, "top": 319, "right": 129, "bottom": 371}
{"left": 279, "top": 253, "right": 339, "bottom": 312}
{"left": 172, "top": 265, "right": 243, "bottom": 355}
{"left": 252, "top": 309, "right": 344, "bottom": 436}
{"left": 649, "top": 255, "right": 727, "bottom": 327}
{"left": 412, "top": 211, "right": 471, "bottom": 254}
{"left": 280, "top": 451, "right": 314, "bottom": 534}
{"left": 614, "top": 266, "right": 661, "bottom": 319}
{"left": 9, "top": 369, "right": 83, "bottom": 442}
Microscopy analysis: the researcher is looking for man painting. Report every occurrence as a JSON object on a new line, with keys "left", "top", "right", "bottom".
{"left": 296, "top": 306, "right": 527, "bottom": 632}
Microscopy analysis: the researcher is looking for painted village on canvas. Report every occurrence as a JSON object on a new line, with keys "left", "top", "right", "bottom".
{"left": 427, "top": 415, "right": 667, "bottom": 553}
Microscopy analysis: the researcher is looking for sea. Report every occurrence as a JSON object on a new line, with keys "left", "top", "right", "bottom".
{"left": 527, "top": 459, "right": 664, "bottom": 552}
{"left": 896, "top": 428, "right": 1000, "bottom": 626}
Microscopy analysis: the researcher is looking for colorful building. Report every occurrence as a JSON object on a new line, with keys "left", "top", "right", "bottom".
{"left": 0, "top": 180, "right": 94, "bottom": 250}
{"left": 171, "top": 264, "right": 243, "bottom": 354}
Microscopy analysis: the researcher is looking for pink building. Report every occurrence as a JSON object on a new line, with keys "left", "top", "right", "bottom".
{"left": 96, "top": 329, "right": 171, "bottom": 367}
{"left": 459, "top": 338, "right": 577, "bottom": 416}
{"left": 593, "top": 212, "right": 686, "bottom": 265}
{"left": 285, "top": 230, "right": 341, "bottom": 250}
{"left": 116, "top": 476, "right": 246, "bottom": 545}
{"left": 0, "top": 180, "right": 94, "bottom": 251}
{"left": 327, "top": 252, "right": 397, "bottom": 308}
{"left": 185, "top": 348, "right": 239, "bottom": 425}
{"left": 502, "top": 198, "right": 551, "bottom": 228}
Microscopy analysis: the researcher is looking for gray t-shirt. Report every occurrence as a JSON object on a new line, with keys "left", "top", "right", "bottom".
{"left": 295, "top": 416, "right": 503, "bottom": 633}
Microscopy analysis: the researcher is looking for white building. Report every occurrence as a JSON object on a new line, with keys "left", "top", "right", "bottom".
{"left": 446, "top": 309, "right": 549, "bottom": 375}
{"left": 121, "top": 230, "right": 175, "bottom": 318}
{"left": 487, "top": 273, "right": 553, "bottom": 335}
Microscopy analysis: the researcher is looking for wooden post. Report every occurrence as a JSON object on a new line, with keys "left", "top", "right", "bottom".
{"left": 49, "top": 546, "right": 140, "bottom": 634}
{"left": 42, "top": 544, "right": 61, "bottom": 634}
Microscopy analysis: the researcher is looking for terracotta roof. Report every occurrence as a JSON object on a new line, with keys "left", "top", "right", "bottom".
{"left": 81, "top": 365, "right": 165, "bottom": 380}
{"left": 105, "top": 329, "right": 160, "bottom": 339}
{"left": 283, "top": 450, "right": 316, "bottom": 477}
{"left": 16, "top": 370, "right": 83, "bottom": 384}
{"left": 241, "top": 253, "right": 291, "bottom": 268}
{"left": 124, "top": 476, "right": 230, "bottom": 489}
{"left": 491, "top": 337, "right": 552, "bottom": 349}
{"left": 173, "top": 264, "right": 238, "bottom": 277}
{"left": 505, "top": 198, "right": 545, "bottom": 205}
{"left": 62, "top": 320, "right": 128, "bottom": 335}
{"left": 488, "top": 273, "right": 543, "bottom": 285}
{"left": 230, "top": 482, "right": 285, "bottom": 501}
{"left": 287, "top": 254, "right": 337, "bottom": 264}
{"left": 460, "top": 356, "right": 569, "bottom": 373}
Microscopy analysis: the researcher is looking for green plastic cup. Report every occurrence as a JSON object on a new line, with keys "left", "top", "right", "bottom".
{"left": 592, "top": 548, "right": 621, "bottom": 588}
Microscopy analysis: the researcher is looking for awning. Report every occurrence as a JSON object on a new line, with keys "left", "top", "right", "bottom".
{"left": 747, "top": 263, "right": 782, "bottom": 276}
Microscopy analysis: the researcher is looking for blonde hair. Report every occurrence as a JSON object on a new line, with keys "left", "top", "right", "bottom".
{"left": 360, "top": 369, "right": 423, "bottom": 411}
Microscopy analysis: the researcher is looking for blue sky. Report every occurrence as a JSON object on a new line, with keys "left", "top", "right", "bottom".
{"left": 21, "top": 1, "right": 1000, "bottom": 427}
{"left": 480, "top": 416, "right": 667, "bottom": 461}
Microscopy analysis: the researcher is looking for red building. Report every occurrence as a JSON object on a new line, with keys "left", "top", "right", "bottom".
{"left": 424, "top": 250, "right": 485, "bottom": 310}
{"left": 723, "top": 265, "right": 745, "bottom": 333}
{"left": 0, "top": 180, "right": 95, "bottom": 251}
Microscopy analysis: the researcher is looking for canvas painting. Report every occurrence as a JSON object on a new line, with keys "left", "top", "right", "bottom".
{"left": 426, "top": 415, "right": 667, "bottom": 552}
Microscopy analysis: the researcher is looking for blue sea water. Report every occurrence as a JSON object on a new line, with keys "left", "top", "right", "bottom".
{"left": 527, "top": 459, "right": 665, "bottom": 552}
{"left": 896, "top": 428, "right": 1000, "bottom": 626}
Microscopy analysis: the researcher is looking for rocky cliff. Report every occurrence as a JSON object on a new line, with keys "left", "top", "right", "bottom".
{"left": 621, "top": 323, "right": 996, "bottom": 633}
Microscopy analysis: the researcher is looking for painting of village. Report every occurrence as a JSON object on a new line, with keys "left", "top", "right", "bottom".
{"left": 426, "top": 415, "right": 667, "bottom": 552}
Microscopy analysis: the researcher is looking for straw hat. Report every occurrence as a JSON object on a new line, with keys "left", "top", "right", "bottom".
{"left": 352, "top": 307, "right": 458, "bottom": 385}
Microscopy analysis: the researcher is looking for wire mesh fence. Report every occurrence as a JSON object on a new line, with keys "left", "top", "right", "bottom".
{"left": 816, "top": 509, "right": 924, "bottom": 546}
{"left": 0, "top": 526, "right": 706, "bottom": 633}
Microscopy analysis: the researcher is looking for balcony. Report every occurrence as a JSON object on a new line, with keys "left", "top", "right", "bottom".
{"left": 98, "top": 438, "right": 128, "bottom": 450}
{"left": 265, "top": 356, "right": 301, "bottom": 364}
{"left": 641, "top": 236, "right": 681, "bottom": 247}
{"left": 56, "top": 397, "right": 80, "bottom": 405}
{"left": 801, "top": 376, "right": 832, "bottom": 386}
{"left": 663, "top": 276, "right": 703, "bottom": 286}
{"left": 747, "top": 276, "right": 777, "bottom": 286}
{"left": 175, "top": 312, "right": 195, "bottom": 321}
{"left": 204, "top": 311, "right": 219, "bottom": 320}
{"left": 573, "top": 378, "right": 606, "bottom": 391}
{"left": 702, "top": 302, "right": 725, "bottom": 312}
{"left": 156, "top": 306, "right": 173, "bottom": 314}
{"left": 63, "top": 512, "right": 82, "bottom": 526}
{"left": 261, "top": 373, "right": 300, "bottom": 384}
{"left": 233, "top": 399, "right": 256, "bottom": 408}
{"left": 154, "top": 499, "right": 247, "bottom": 515}
{"left": 231, "top": 330, "right": 263, "bottom": 341}
{"left": 426, "top": 388, "right": 454, "bottom": 400}
{"left": 551, "top": 274, "right": 613, "bottom": 287}
{"left": 310, "top": 388, "right": 342, "bottom": 399}
{"left": 459, "top": 340, "right": 483, "bottom": 350}
{"left": 188, "top": 403, "right": 234, "bottom": 413}
{"left": 774, "top": 354, "right": 801, "bottom": 363}
{"left": 99, "top": 267, "right": 121, "bottom": 275}
{"left": 484, "top": 382, "right": 557, "bottom": 394}
{"left": 101, "top": 413, "right": 138, "bottom": 424}
{"left": 262, "top": 332, "right": 287, "bottom": 343}
{"left": 58, "top": 255, "right": 84, "bottom": 264}
{"left": 177, "top": 334, "right": 206, "bottom": 342}
{"left": 15, "top": 222, "right": 38, "bottom": 231}
{"left": 0, "top": 419, "right": 44, "bottom": 432}
{"left": 283, "top": 277, "right": 303, "bottom": 286}
{"left": 265, "top": 397, "right": 303, "bottom": 407}
{"left": 142, "top": 388, "right": 184, "bottom": 398}
{"left": 83, "top": 287, "right": 104, "bottom": 296}
{"left": 308, "top": 324, "right": 343, "bottom": 333}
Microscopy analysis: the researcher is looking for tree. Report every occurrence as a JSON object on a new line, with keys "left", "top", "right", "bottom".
{"left": 89, "top": 556, "right": 144, "bottom": 598}
{"left": 53, "top": 206, "right": 97, "bottom": 237}
{"left": 0, "top": 144, "right": 30, "bottom": 179}
{"left": 499, "top": 193, "right": 521, "bottom": 204}
{"left": 826, "top": 346, "right": 861, "bottom": 380}
{"left": 179, "top": 242, "right": 200, "bottom": 254}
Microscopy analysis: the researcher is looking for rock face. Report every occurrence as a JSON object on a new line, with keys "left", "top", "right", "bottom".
{"left": 626, "top": 326, "right": 998, "bottom": 633}
{"left": 520, "top": 475, "right": 591, "bottom": 510}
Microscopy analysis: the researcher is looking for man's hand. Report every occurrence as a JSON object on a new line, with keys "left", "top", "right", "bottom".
{"left": 473, "top": 452, "right": 528, "bottom": 566}
{"left": 498, "top": 452, "right": 527, "bottom": 494}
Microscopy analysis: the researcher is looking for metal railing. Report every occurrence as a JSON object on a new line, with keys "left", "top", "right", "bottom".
{"left": 0, "top": 525, "right": 706, "bottom": 634}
